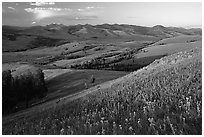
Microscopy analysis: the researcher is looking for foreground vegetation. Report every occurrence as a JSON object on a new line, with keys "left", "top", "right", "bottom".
{"left": 2, "top": 47, "right": 202, "bottom": 135}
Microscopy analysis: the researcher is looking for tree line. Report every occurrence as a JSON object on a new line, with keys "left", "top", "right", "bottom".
{"left": 70, "top": 49, "right": 144, "bottom": 71}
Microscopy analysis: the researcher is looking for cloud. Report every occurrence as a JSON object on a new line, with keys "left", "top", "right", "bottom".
{"left": 25, "top": 6, "right": 103, "bottom": 21}
{"left": 25, "top": 8, "right": 55, "bottom": 20}
{"left": 32, "top": 21, "right": 36, "bottom": 24}
{"left": 25, "top": 7, "right": 72, "bottom": 20}
{"left": 30, "top": 2, "right": 55, "bottom": 6}
{"left": 8, "top": 7, "right": 15, "bottom": 10}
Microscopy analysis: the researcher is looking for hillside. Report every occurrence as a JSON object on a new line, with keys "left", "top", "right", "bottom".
{"left": 3, "top": 23, "right": 201, "bottom": 75}
{"left": 2, "top": 45, "right": 202, "bottom": 134}
{"left": 2, "top": 24, "right": 201, "bottom": 52}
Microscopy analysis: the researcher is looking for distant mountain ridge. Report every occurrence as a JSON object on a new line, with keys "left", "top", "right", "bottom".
{"left": 2, "top": 23, "right": 202, "bottom": 52}
{"left": 3, "top": 23, "right": 202, "bottom": 37}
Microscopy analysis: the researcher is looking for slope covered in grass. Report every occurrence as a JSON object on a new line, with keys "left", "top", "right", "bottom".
{"left": 137, "top": 40, "right": 201, "bottom": 58}
{"left": 150, "top": 35, "right": 201, "bottom": 46}
{"left": 2, "top": 46, "right": 202, "bottom": 135}
{"left": 3, "top": 24, "right": 201, "bottom": 52}
{"left": 44, "top": 69, "right": 128, "bottom": 103}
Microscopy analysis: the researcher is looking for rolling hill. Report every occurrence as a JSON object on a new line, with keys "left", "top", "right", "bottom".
{"left": 2, "top": 24, "right": 201, "bottom": 52}
{"left": 3, "top": 24, "right": 201, "bottom": 74}
{"left": 2, "top": 45, "right": 202, "bottom": 134}
{"left": 2, "top": 23, "right": 202, "bottom": 134}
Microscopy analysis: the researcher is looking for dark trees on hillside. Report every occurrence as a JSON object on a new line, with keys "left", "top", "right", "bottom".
{"left": 2, "top": 70, "right": 17, "bottom": 112}
{"left": 70, "top": 49, "right": 141, "bottom": 71}
{"left": 2, "top": 68, "right": 48, "bottom": 114}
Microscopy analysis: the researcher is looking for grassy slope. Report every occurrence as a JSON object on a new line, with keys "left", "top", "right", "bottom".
{"left": 44, "top": 69, "right": 128, "bottom": 103}
{"left": 150, "top": 35, "right": 202, "bottom": 46}
{"left": 108, "top": 37, "right": 201, "bottom": 72}
{"left": 3, "top": 24, "right": 201, "bottom": 53}
{"left": 137, "top": 40, "right": 201, "bottom": 58}
{"left": 2, "top": 46, "right": 202, "bottom": 135}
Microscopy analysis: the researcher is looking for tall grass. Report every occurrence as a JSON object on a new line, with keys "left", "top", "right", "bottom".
{"left": 2, "top": 49, "right": 202, "bottom": 135}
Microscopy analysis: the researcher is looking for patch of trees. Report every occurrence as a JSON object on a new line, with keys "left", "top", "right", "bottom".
{"left": 158, "top": 43, "right": 166, "bottom": 45}
{"left": 70, "top": 49, "right": 141, "bottom": 71}
{"left": 187, "top": 39, "right": 197, "bottom": 43}
{"left": 2, "top": 68, "right": 48, "bottom": 115}
{"left": 109, "top": 63, "right": 144, "bottom": 71}
{"left": 94, "top": 47, "right": 104, "bottom": 51}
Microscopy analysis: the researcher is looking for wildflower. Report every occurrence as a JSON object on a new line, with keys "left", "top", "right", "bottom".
{"left": 101, "top": 127, "right": 105, "bottom": 135}
{"left": 148, "top": 117, "right": 154, "bottom": 123}
{"left": 182, "top": 117, "right": 186, "bottom": 124}
{"left": 60, "top": 128, "right": 64, "bottom": 135}
{"left": 137, "top": 118, "right": 142, "bottom": 127}
{"left": 129, "top": 126, "right": 133, "bottom": 131}
{"left": 143, "top": 106, "right": 147, "bottom": 116}
{"left": 197, "top": 102, "right": 201, "bottom": 116}
{"left": 167, "top": 116, "right": 175, "bottom": 135}
{"left": 119, "top": 124, "right": 122, "bottom": 129}
{"left": 113, "top": 122, "right": 117, "bottom": 135}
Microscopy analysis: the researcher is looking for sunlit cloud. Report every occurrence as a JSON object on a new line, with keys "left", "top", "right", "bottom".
{"left": 30, "top": 2, "right": 55, "bottom": 6}
{"left": 25, "top": 7, "right": 72, "bottom": 20}
{"left": 8, "top": 7, "right": 15, "bottom": 10}
{"left": 25, "top": 6, "right": 103, "bottom": 21}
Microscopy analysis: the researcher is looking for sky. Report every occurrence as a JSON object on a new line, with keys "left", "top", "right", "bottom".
{"left": 2, "top": 2, "right": 202, "bottom": 28}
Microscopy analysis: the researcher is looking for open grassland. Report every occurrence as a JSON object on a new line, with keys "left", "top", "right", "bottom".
{"left": 137, "top": 40, "right": 201, "bottom": 58}
{"left": 2, "top": 46, "right": 201, "bottom": 135}
{"left": 3, "top": 35, "right": 201, "bottom": 73}
{"left": 44, "top": 69, "right": 128, "bottom": 103}
{"left": 150, "top": 35, "right": 202, "bottom": 47}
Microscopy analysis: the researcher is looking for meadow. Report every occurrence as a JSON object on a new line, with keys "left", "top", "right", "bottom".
{"left": 2, "top": 47, "right": 201, "bottom": 135}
